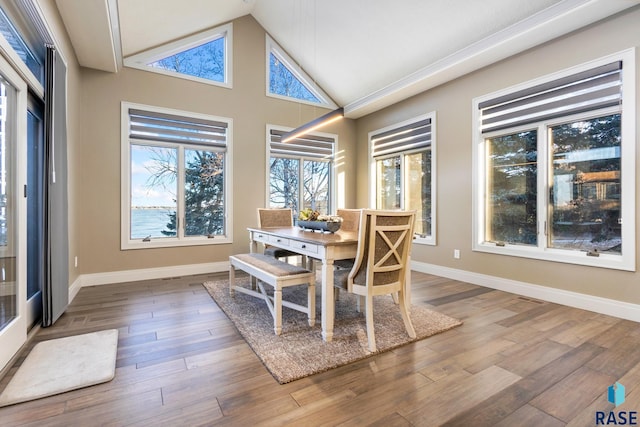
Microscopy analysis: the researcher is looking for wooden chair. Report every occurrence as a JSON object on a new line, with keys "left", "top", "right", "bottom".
{"left": 257, "top": 208, "right": 301, "bottom": 261}
{"left": 334, "top": 209, "right": 362, "bottom": 270}
{"left": 334, "top": 209, "right": 417, "bottom": 352}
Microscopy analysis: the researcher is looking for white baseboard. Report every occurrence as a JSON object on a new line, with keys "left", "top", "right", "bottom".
{"left": 412, "top": 261, "right": 640, "bottom": 323}
{"left": 68, "top": 261, "right": 229, "bottom": 303}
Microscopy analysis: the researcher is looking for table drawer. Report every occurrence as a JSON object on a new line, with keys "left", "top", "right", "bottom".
{"left": 253, "top": 232, "right": 270, "bottom": 243}
{"left": 290, "top": 240, "right": 318, "bottom": 254}
{"left": 268, "top": 235, "right": 290, "bottom": 246}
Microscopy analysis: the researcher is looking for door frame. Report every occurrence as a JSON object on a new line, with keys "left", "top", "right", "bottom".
{"left": 0, "top": 52, "right": 28, "bottom": 371}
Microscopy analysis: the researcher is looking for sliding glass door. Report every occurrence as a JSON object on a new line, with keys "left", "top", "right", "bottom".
{"left": 0, "top": 55, "right": 27, "bottom": 370}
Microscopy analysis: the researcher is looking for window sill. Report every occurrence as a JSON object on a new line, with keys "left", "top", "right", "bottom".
{"left": 473, "top": 242, "right": 635, "bottom": 271}
{"left": 122, "top": 236, "right": 231, "bottom": 251}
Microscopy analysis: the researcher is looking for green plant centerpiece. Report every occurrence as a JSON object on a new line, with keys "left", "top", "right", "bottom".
{"left": 298, "top": 209, "right": 343, "bottom": 233}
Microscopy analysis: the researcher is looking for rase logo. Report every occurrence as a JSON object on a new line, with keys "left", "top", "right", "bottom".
{"left": 596, "top": 382, "right": 637, "bottom": 425}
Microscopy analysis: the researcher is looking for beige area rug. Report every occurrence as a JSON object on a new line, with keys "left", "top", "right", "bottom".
{"left": 0, "top": 329, "right": 119, "bottom": 407}
{"left": 204, "top": 277, "right": 462, "bottom": 384}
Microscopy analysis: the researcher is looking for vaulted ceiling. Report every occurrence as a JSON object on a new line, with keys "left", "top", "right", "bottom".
{"left": 54, "top": 0, "right": 639, "bottom": 118}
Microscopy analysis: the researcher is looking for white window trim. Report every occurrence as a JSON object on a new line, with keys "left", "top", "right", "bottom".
{"left": 368, "top": 112, "right": 437, "bottom": 246}
{"left": 265, "top": 35, "right": 337, "bottom": 109}
{"left": 123, "top": 23, "right": 233, "bottom": 89}
{"left": 472, "top": 49, "right": 635, "bottom": 271}
{"left": 265, "top": 124, "right": 337, "bottom": 213}
{"left": 121, "top": 102, "right": 233, "bottom": 250}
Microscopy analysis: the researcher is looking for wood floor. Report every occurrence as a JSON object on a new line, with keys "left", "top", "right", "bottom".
{"left": 0, "top": 271, "right": 639, "bottom": 426}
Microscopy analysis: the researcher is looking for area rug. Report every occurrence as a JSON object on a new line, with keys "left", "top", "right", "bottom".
{"left": 0, "top": 329, "right": 119, "bottom": 407}
{"left": 204, "top": 277, "right": 462, "bottom": 384}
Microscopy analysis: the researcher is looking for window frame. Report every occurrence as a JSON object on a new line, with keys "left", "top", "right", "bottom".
{"left": 123, "top": 23, "right": 233, "bottom": 89}
{"left": 265, "top": 124, "right": 337, "bottom": 217}
{"left": 472, "top": 50, "right": 635, "bottom": 271}
{"left": 368, "top": 112, "right": 437, "bottom": 246}
{"left": 265, "top": 35, "right": 336, "bottom": 108}
{"left": 121, "top": 102, "right": 233, "bottom": 250}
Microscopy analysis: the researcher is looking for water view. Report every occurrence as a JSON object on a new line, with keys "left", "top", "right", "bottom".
{"left": 131, "top": 207, "right": 174, "bottom": 239}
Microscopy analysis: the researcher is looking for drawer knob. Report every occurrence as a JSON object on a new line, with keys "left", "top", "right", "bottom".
{"left": 301, "top": 244, "right": 306, "bottom": 248}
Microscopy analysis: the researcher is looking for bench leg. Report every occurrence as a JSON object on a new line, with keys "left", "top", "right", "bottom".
{"left": 274, "top": 287, "right": 282, "bottom": 335}
{"left": 229, "top": 264, "right": 236, "bottom": 297}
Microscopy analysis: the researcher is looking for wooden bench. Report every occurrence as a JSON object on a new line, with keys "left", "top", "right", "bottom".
{"left": 229, "top": 253, "right": 316, "bottom": 335}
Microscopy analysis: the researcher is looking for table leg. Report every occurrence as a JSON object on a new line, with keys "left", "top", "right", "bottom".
{"left": 321, "top": 259, "right": 335, "bottom": 342}
{"left": 405, "top": 257, "right": 412, "bottom": 314}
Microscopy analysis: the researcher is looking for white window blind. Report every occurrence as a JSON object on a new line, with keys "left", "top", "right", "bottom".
{"left": 479, "top": 61, "right": 622, "bottom": 133}
{"left": 129, "top": 108, "right": 228, "bottom": 150}
{"left": 269, "top": 128, "right": 334, "bottom": 159}
{"left": 371, "top": 117, "right": 432, "bottom": 158}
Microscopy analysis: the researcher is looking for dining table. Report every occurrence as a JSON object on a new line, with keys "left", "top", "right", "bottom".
{"left": 247, "top": 225, "right": 359, "bottom": 342}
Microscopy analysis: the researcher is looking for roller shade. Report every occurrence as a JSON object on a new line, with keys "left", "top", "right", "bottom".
{"left": 479, "top": 61, "right": 622, "bottom": 133}
{"left": 129, "top": 108, "right": 228, "bottom": 149}
{"left": 269, "top": 128, "right": 334, "bottom": 159}
{"left": 371, "top": 117, "right": 432, "bottom": 158}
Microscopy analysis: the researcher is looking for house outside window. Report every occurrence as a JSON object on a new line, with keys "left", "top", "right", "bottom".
{"left": 124, "top": 24, "right": 232, "bottom": 88}
{"left": 121, "top": 103, "right": 233, "bottom": 249}
{"left": 473, "top": 51, "right": 635, "bottom": 271}
{"left": 267, "top": 125, "right": 335, "bottom": 219}
{"left": 370, "top": 113, "right": 436, "bottom": 245}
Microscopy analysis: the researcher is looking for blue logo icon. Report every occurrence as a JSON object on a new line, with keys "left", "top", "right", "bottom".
{"left": 608, "top": 382, "right": 625, "bottom": 407}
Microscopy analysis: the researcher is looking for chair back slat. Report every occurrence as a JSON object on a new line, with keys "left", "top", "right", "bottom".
{"left": 258, "top": 208, "right": 293, "bottom": 228}
{"left": 350, "top": 210, "right": 415, "bottom": 291}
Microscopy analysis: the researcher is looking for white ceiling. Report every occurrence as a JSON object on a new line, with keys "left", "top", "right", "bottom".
{"left": 54, "top": 0, "right": 639, "bottom": 118}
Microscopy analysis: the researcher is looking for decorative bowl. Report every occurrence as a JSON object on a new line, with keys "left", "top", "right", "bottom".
{"left": 297, "top": 220, "right": 341, "bottom": 233}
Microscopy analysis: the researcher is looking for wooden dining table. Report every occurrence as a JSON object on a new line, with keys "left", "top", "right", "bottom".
{"left": 247, "top": 226, "right": 359, "bottom": 342}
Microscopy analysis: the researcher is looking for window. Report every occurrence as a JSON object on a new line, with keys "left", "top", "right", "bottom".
{"left": 0, "top": 2, "right": 47, "bottom": 87}
{"left": 267, "top": 126, "right": 335, "bottom": 218}
{"left": 124, "top": 24, "right": 232, "bottom": 88}
{"left": 473, "top": 51, "right": 635, "bottom": 270}
{"left": 121, "top": 103, "right": 232, "bottom": 249}
{"left": 370, "top": 113, "right": 436, "bottom": 245}
{"left": 266, "top": 36, "right": 336, "bottom": 108}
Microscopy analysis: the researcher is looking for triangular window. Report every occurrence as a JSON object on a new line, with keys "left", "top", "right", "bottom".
{"left": 124, "top": 24, "right": 232, "bottom": 88}
{"left": 266, "top": 36, "right": 335, "bottom": 108}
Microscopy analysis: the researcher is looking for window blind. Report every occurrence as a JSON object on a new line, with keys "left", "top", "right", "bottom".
{"left": 129, "top": 108, "right": 228, "bottom": 149}
{"left": 269, "top": 128, "right": 334, "bottom": 159}
{"left": 371, "top": 117, "right": 432, "bottom": 158}
{"left": 479, "top": 61, "right": 622, "bottom": 133}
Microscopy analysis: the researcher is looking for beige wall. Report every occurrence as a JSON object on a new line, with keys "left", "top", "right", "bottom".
{"left": 355, "top": 7, "right": 640, "bottom": 304}
{"left": 74, "top": 15, "right": 356, "bottom": 275}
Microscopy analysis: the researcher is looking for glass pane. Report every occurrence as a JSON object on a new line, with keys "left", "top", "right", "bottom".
{"left": 303, "top": 160, "right": 329, "bottom": 214}
{"left": 0, "top": 7, "right": 43, "bottom": 83}
{"left": 27, "top": 107, "right": 44, "bottom": 299}
{"left": 550, "top": 114, "right": 621, "bottom": 254}
{"left": 487, "top": 130, "right": 538, "bottom": 245}
{"left": 406, "top": 150, "right": 432, "bottom": 236}
{"left": 149, "top": 37, "right": 225, "bottom": 82}
{"left": 0, "top": 80, "right": 17, "bottom": 330}
{"left": 269, "top": 53, "right": 320, "bottom": 103}
{"left": 130, "top": 145, "right": 177, "bottom": 239}
{"left": 269, "top": 157, "right": 299, "bottom": 214}
{"left": 184, "top": 149, "right": 225, "bottom": 236}
{"left": 377, "top": 156, "right": 401, "bottom": 210}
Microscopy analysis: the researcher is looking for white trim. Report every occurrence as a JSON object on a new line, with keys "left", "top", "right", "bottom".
{"left": 68, "top": 261, "right": 230, "bottom": 303}
{"left": 471, "top": 49, "right": 635, "bottom": 271}
{"left": 120, "top": 101, "right": 234, "bottom": 250}
{"left": 412, "top": 261, "right": 640, "bottom": 323}
{"left": 124, "top": 23, "right": 233, "bottom": 89}
{"left": 265, "top": 35, "right": 337, "bottom": 109}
